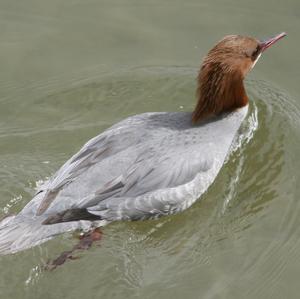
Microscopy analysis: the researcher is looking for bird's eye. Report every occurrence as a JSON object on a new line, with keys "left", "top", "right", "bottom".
{"left": 252, "top": 45, "right": 261, "bottom": 58}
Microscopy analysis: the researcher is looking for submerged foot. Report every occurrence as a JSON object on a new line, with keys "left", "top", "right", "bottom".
{"left": 45, "top": 228, "right": 102, "bottom": 271}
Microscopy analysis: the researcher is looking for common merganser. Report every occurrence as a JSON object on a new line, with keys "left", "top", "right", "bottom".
{"left": 0, "top": 32, "right": 286, "bottom": 255}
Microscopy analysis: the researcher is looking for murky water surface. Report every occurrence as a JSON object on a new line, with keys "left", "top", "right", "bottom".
{"left": 0, "top": 1, "right": 300, "bottom": 298}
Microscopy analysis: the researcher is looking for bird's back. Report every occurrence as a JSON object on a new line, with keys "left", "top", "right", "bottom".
{"left": 22, "top": 107, "right": 248, "bottom": 220}
{"left": 0, "top": 107, "right": 248, "bottom": 254}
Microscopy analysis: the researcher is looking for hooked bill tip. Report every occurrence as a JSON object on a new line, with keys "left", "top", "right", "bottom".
{"left": 260, "top": 32, "right": 287, "bottom": 52}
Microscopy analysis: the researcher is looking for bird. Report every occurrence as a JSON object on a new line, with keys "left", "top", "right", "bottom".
{"left": 0, "top": 32, "right": 286, "bottom": 257}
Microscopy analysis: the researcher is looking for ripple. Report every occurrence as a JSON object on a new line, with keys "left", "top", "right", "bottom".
{"left": 0, "top": 66, "right": 299, "bottom": 299}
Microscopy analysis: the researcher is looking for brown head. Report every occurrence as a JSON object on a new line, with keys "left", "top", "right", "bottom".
{"left": 192, "top": 32, "right": 286, "bottom": 123}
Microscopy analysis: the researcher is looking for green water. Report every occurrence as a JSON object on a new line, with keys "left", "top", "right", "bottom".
{"left": 0, "top": 0, "right": 300, "bottom": 298}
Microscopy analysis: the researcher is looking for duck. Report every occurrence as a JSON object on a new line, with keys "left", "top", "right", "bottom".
{"left": 0, "top": 32, "right": 286, "bottom": 256}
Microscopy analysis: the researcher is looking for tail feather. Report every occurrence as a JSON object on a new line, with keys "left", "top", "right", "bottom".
{"left": 0, "top": 215, "right": 103, "bottom": 255}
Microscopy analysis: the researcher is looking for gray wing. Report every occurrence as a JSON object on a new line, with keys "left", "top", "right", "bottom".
{"left": 79, "top": 146, "right": 215, "bottom": 221}
{"left": 32, "top": 114, "right": 150, "bottom": 215}
{"left": 24, "top": 108, "right": 246, "bottom": 221}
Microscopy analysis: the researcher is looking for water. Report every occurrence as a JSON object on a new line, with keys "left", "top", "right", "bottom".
{"left": 0, "top": 0, "right": 300, "bottom": 298}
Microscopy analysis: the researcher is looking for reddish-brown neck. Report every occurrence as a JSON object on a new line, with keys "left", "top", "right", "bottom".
{"left": 192, "top": 60, "right": 249, "bottom": 123}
